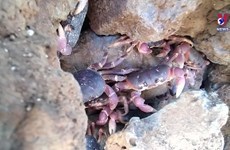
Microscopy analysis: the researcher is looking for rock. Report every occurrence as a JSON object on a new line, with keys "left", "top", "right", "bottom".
{"left": 208, "top": 64, "right": 230, "bottom": 84}
{"left": 0, "top": 0, "right": 79, "bottom": 37}
{"left": 0, "top": 33, "right": 87, "bottom": 150}
{"left": 88, "top": 0, "right": 213, "bottom": 42}
{"left": 195, "top": 6, "right": 230, "bottom": 65}
{"left": 195, "top": 31, "right": 230, "bottom": 65}
{"left": 214, "top": 85, "right": 230, "bottom": 150}
{"left": 0, "top": 0, "right": 87, "bottom": 149}
{"left": 105, "top": 90, "right": 228, "bottom": 150}
{"left": 212, "top": 0, "right": 230, "bottom": 10}
{"left": 86, "top": 135, "right": 101, "bottom": 150}
{"left": 64, "top": 1, "right": 88, "bottom": 48}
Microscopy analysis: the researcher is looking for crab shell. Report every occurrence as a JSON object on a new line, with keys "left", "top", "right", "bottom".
{"left": 73, "top": 69, "right": 106, "bottom": 103}
{"left": 125, "top": 64, "right": 171, "bottom": 91}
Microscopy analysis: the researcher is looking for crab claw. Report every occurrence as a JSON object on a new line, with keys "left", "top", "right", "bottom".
{"left": 96, "top": 106, "right": 111, "bottom": 126}
{"left": 108, "top": 112, "right": 117, "bottom": 134}
{"left": 170, "top": 67, "right": 186, "bottom": 98}
{"left": 137, "top": 42, "right": 152, "bottom": 54}
{"left": 156, "top": 43, "right": 171, "bottom": 57}
{"left": 57, "top": 24, "right": 72, "bottom": 55}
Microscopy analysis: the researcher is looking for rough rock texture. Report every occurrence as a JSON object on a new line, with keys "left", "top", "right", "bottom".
{"left": 88, "top": 0, "right": 213, "bottom": 42}
{"left": 0, "top": 0, "right": 87, "bottom": 150}
{"left": 0, "top": 33, "right": 87, "bottom": 150}
{"left": 212, "top": 0, "right": 230, "bottom": 10}
{"left": 105, "top": 90, "right": 228, "bottom": 150}
{"left": 208, "top": 64, "right": 230, "bottom": 84}
{"left": 0, "top": 0, "right": 79, "bottom": 37}
{"left": 217, "top": 85, "right": 230, "bottom": 150}
{"left": 64, "top": 1, "right": 88, "bottom": 48}
{"left": 195, "top": 6, "right": 230, "bottom": 65}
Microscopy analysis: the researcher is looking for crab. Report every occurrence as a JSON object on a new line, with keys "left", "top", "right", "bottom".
{"left": 113, "top": 64, "right": 186, "bottom": 113}
{"left": 73, "top": 52, "right": 138, "bottom": 133}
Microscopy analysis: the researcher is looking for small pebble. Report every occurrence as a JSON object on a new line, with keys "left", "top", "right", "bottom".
{"left": 4, "top": 48, "right": 8, "bottom": 53}
{"left": 36, "top": 98, "right": 41, "bottom": 102}
{"left": 26, "top": 105, "right": 32, "bottom": 111}
{"left": 11, "top": 66, "right": 17, "bottom": 71}
{"left": 9, "top": 34, "right": 16, "bottom": 41}
{"left": 23, "top": 53, "right": 33, "bottom": 57}
{"left": 26, "top": 29, "right": 35, "bottom": 36}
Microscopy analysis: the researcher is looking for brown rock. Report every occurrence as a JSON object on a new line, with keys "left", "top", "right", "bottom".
{"left": 0, "top": 0, "right": 79, "bottom": 37}
{"left": 0, "top": 33, "right": 87, "bottom": 150}
{"left": 212, "top": 0, "right": 230, "bottom": 10}
{"left": 88, "top": 0, "right": 213, "bottom": 42}
{"left": 0, "top": 0, "right": 87, "bottom": 149}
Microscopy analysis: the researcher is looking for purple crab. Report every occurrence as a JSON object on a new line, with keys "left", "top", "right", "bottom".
{"left": 73, "top": 52, "right": 138, "bottom": 133}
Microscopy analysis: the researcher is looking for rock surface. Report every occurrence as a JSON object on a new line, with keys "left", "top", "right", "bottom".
{"left": 0, "top": 33, "right": 87, "bottom": 150}
{"left": 218, "top": 85, "right": 230, "bottom": 150}
{"left": 88, "top": 0, "right": 213, "bottom": 42}
{"left": 195, "top": 6, "right": 230, "bottom": 65}
{"left": 0, "top": 0, "right": 87, "bottom": 150}
{"left": 105, "top": 90, "right": 228, "bottom": 150}
{"left": 208, "top": 64, "right": 230, "bottom": 84}
{"left": 64, "top": 1, "right": 88, "bottom": 48}
{"left": 0, "top": 0, "right": 79, "bottom": 37}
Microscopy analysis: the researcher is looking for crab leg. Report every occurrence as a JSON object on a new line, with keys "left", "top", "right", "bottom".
{"left": 156, "top": 43, "right": 171, "bottom": 57}
{"left": 108, "top": 35, "right": 133, "bottom": 48}
{"left": 96, "top": 85, "right": 121, "bottom": 126}
{"left": 130, "top": 91, "right": 156, "bottom": 113}
{"left": 104, "top": 84, "right": 119, "bottom": 110}
{"left": 108, "top": 111, "right": 124, "bottom": 134}
{"left": 102, "top": 53, "right": 127, "bottom": 69}
{"left": 119, "top": 96, "right": 129, "bottom": 116}
{"left": 170, "top": 67, "right": 186, "bottom": 98}
{"left": 168, "top": 35, "right": 194, "bottom": 46}
{"left": 88, "top": 52, "right": 108, "bottom": 70}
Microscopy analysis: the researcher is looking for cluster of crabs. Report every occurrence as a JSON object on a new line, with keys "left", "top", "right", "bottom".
{"left": 57, "top": 24, "right": 208, "bottom": 147}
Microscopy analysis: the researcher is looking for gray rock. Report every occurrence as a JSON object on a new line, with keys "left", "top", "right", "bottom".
{"left": 105, "top": 90, "right": 228, "bottom": 150}
{"left": 195, "top": 6, "right": 230, "bottom": 65}
{"left": 65, "top": 1, "right": 88, "bottom": 48}
{"left": 215, "top": 85, "right": 230, "bottom": 150}
{"left": 208, "top": 65, "right": 230, "bottom": 85}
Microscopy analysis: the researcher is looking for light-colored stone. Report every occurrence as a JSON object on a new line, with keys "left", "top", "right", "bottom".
{"left": 105, "top": 90, "right": 228, "bottom": 150}
{"left": 195, "top": 6, "right": 230, "bottom": 65}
